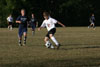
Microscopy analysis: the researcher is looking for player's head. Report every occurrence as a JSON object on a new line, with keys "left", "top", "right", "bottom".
{"left": 32, "top": 13, "right": 35, "bottom": 18}
{"left": 92, "top": 13, "right": 94, "bottom": 16}
{"left": 9, "top": 14, "right": 12, "bottom": 17}
{"left": 43, "top": 12, "right": 50, "bottom": 20}
{"left": 21, "top": 9, "right": 25, "bottom": 16}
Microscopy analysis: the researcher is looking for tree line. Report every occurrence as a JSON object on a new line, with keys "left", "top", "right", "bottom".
{"left": 0, "top": 0, "right": 100, "bottom": 27}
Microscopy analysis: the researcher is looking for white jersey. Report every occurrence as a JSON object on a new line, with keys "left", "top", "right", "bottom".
{"left": 7, "top": 17, "right": 13, "bottom": 22}
{"left": 41, "top": 17, "right": 58, "bottom": 31}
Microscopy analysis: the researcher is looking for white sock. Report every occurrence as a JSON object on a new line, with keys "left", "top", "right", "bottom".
{"left": 11, "top": 26, "right": 12, "bottom": 30}
{"left": 51, "top": 36, "right": 59, "bottom": 46}
{"left": 46, "top": 41, "right": 50, "bottom": 45}
{"left": 10, "top": 26, "right": 12, "bottom": 30}
{"left": 8, "top": 26, "right": 10, "bottom": 29}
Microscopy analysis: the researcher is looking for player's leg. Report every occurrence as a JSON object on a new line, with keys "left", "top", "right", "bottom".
{"left": 18, "top": 34, "right": 22, "bottom": 46}
{"left": 18, "top": 36, "right": 22, "bottom": 46}
{"left": 92, "top": 23, "right": 95, "bottom": 28}
{"left": 44, "top": 32, "right": 54, "bottom": 48}
{"left": 23, "top": 32, "right": 27, "bottom": 45}
{"left": 9, "top": 23, "right": 11, "bottom": 30}
{"left": 44, "top": 37, "right": 49, "bottom": 44}
{"left": 23, "top": 28, "right": 27, "bottom": 45}
{"left": 18, "top": 28, "right": 23, "bottom": 46}
{"left": 31, "top": 25, "right": 35, "bottom": 35}
{"left": 44, "top": 32, "right": 50, "bottom": 48}
{"left": 9, "top": 25, "right": 12, "bottom": 30}
{"left": 49, "top": 28, "right": 60, "bottom": 49}
{"left": 10, "top": 23, "right": 13, "bottom": 30}
{"left": 49, "top": 34, "right": 60, "bottom": 47}
{"left": 8, "top": 22, "right": 10, "bottom": 30}
{"left": 92, "top": 23, "right": 95, "bottom": 30}
{"left": 44, "top": 37, "right": 50, "bottom": 48}
{"left": 88, "top": 23, "right": 92, "bottom": 28}
{"left": 32, "top": 28, "right": 35, "bottom": 35}
{"left": 44, "top": 36, "right": 54, "bottom": 48}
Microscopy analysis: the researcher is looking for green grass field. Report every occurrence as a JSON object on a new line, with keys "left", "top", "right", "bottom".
{"left": 0, "top": 27, "right": 100, "bottom": 67}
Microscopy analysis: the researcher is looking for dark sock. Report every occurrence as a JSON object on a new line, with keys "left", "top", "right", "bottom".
{"left": 24, "top": 37, "right": 27, "bottom": 43}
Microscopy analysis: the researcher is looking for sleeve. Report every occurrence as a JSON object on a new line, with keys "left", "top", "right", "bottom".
{"left": 52, "top": 18, "right": 58, "bottom": 24}
{"left": 41, "top": 21, "right": 46, "bottom": 27}
{"left": 7, "top": 17, "right": 9, "bottom": 21}
{"left": 16, "top": 16, "right": 21, "bottom": 21}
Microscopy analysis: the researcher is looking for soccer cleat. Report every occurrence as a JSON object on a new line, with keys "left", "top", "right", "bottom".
{"left": 19, "top": 42, "right": 22, "bottom": 46}
{"left": 23, "top": 41, "right": 26, "bottom": 46}
{"left": 56, "top": 44, "right": 61, "bottom": 50}
{"left": 50, "top": 45, "right": 55, "bottom": 49}
{"left": 88, "top": 26, "right": 90, "bottom": 28}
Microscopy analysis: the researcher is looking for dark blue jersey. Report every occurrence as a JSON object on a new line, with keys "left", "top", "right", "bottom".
{"left": 90, "top": 16, "right": 95, "bottom": 23}
{"left": 30, "top": 18, "right": 37, "bottom": 24}
{"left": 16, "top": 16, "right": 29, "bottom": 28}
{"left": 30, "top": 18, "right": 37, "bottom": 27}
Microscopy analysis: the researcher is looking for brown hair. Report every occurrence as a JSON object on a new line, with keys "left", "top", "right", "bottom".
{"left": 43, "top": 12, "right": 50, "bottom": 16}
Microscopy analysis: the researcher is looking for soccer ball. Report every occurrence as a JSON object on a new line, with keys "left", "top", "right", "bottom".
{"left": 45, "top": 42, "right": 51, "bottom": 48}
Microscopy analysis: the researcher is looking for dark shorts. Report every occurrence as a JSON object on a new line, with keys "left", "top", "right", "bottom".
{"left": 46, "top": 28, "right": 56, "bottom": 38}
{"left": 8, "top": 22, "right": 12, "bottom": 25}
{"left": 18, "top": 27, "right": 27, "bottom": 37}
{"left": 31, "top": 24, "right": 36, "bottom": 30}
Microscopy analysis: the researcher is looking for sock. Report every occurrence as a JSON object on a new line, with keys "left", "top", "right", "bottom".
{"left": 51, "top": 36, "right": 59, "bottom": 46}
{"left": 32, "top": 31, "right": 35, "bottom": 35}
{"left": 46, "top": 41, "right": 50, "bottom": 45}
{"left": 24, "top": 37, "right": 27, "bottom": 43}
{"left": 88, "top": 26, "right": 90, "bottom": 28}
{"left": 8, "top": 26, "right": 10, "bottom": 29}
{"left": 19, "top": 40, "right": 21, "bottom": 44}
{"left": 10, "top": 26, "right": 12, "bottom": 30}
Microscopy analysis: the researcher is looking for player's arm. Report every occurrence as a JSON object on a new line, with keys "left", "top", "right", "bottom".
{"left": 38, "top": 27, "right": 43, "bottom": 31}
{"left": 16, "top": 19, "right": 21, "bottom": 23}
{"left": 36, "top": 21, "right": 38, "bottom": 28}
{"left": 38, "top": 22, "right": 45, "bottom": 31}
{"left": 16, "top": 16, "right": 21, "bottom": 24}
{"left": 7, "top": 17, "right": 9, "bottom": 24}
{"left": 57, "top": 21, "right": 66, "bottom": 27}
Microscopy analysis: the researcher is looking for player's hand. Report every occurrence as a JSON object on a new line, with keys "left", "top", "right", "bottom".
{"left": 38, "top": 28, "right": 41, "bottom": 31}
{"left": 19, "top": 21, "right": 22, "bottom": 24}
{"left": 63, "top": 25, "right": 66, "bottom": 27}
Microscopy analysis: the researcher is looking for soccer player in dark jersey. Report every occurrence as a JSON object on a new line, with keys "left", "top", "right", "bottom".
{"left": 16, "top": 9, "right": 29, "bottom": 46}
{"left": 30, "top": 13, "right": 38, "bottom": 35}
{"left": 88, "top": 13, "right": 95, "bottom": 30}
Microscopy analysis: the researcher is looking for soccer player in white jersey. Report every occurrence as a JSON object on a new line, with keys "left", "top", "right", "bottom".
{"left": 38, "top": 12, "right": 65, "bottom": 49}
{"left": 7, "top": 14, "right": 13, "bottom": 30}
